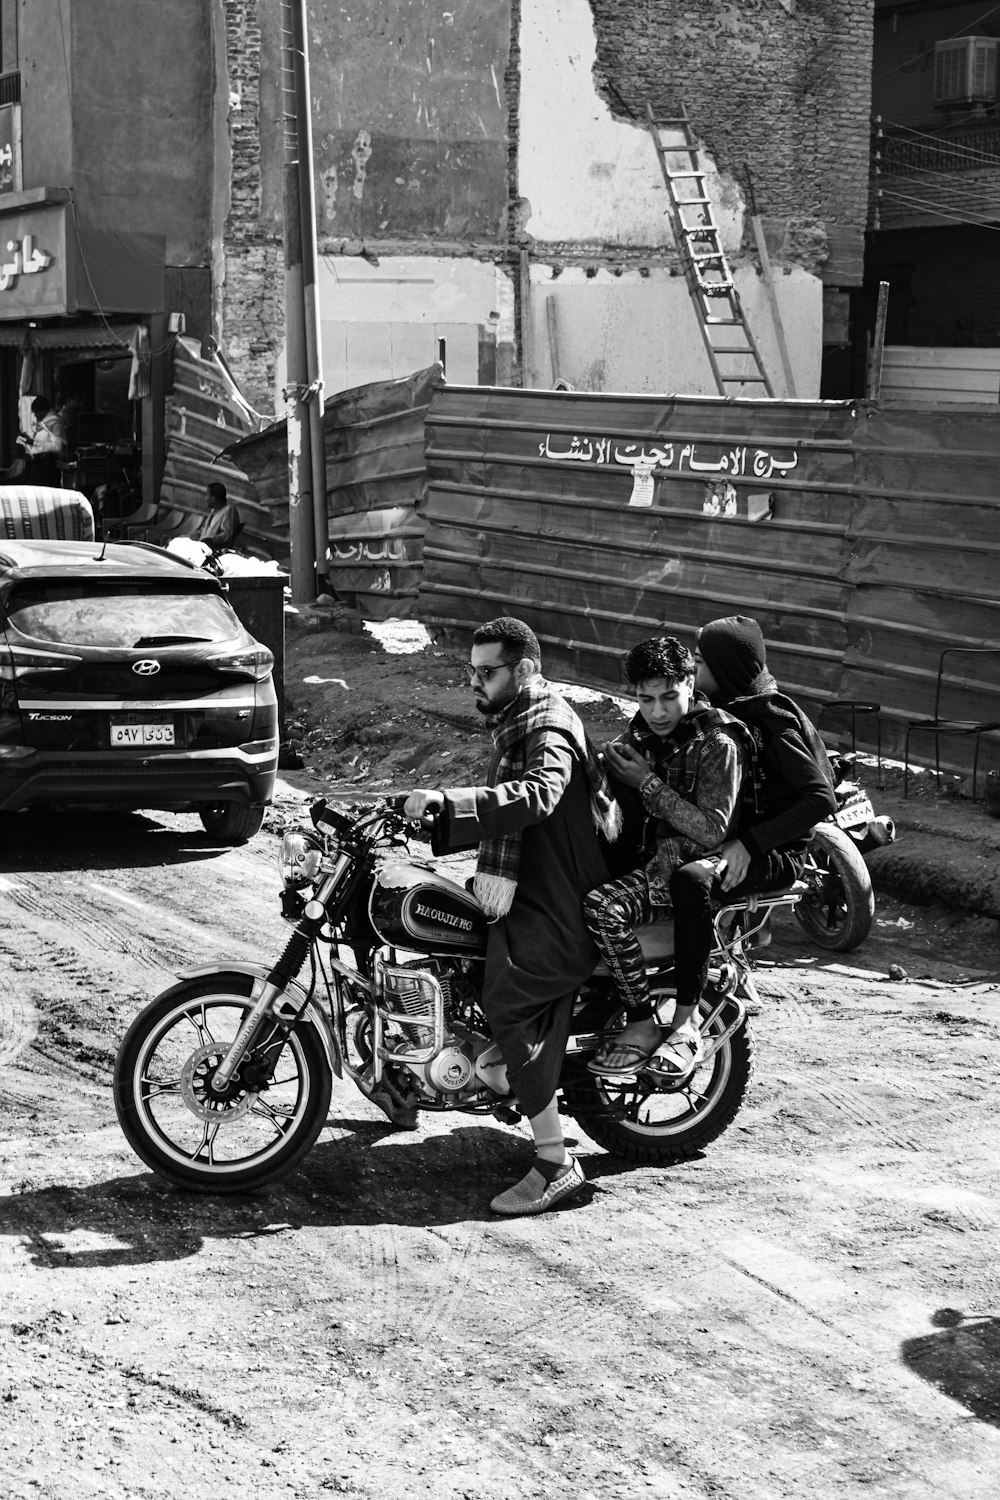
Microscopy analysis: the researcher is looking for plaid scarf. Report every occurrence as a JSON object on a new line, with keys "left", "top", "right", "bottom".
{"left": 475, "top": 678, "right": 622, "bottom": 920}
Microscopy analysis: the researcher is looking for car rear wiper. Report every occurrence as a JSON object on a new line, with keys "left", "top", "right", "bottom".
{"left": 132, "top": 634, "right": 215, "bottom": 646}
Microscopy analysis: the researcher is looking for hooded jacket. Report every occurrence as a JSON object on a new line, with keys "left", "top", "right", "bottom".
{"left": 697, "top": 615, "right": 837, "bottom": 856}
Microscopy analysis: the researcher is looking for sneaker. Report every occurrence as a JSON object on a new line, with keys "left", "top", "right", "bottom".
{"left": 489, "top": 1156, "right": 586, "bottom": 1216}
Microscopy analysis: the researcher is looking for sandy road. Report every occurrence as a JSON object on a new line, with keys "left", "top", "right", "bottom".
{"left": 1, "top": 801, "right": 999, "bottom": 1499}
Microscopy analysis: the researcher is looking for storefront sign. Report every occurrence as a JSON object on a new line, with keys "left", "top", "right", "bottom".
{"left": 0, "top": 203, "right": 68, "bottom": 317}
{"left": 0, "top": 233, "right": 52, "bottom": 290}
{"left": 0, "top": 106, "right": 17, "bottom": 194}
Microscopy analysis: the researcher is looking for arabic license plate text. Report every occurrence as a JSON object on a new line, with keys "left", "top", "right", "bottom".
{"left": 111, "top": 721, "right": 175, "bottom": 747}
{"left": 836, "top": 801, "right": 871, "bottom": 830}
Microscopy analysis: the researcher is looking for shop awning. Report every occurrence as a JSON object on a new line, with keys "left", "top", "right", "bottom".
{"left": 0, "top": 322, "right": 139, "bottom": 349}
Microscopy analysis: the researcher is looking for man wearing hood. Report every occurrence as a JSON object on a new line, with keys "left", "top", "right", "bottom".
{"left": 657, "top": 615, "right": 837, "bottom": 1068}
{"left": 404, "top": 617, "right": 620, "bottom": 1217}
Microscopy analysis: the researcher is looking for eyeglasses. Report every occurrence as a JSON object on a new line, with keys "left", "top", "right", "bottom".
{"left": 465, "top": 661, "right": 512, "bottom": 683}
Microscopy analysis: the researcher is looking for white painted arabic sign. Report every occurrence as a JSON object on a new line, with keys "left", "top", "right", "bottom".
{"left": 537, "top": 432, "right": 799, "bottom": 508}
{"left": 0, "top": 234, "right": 52, "bottom": 292}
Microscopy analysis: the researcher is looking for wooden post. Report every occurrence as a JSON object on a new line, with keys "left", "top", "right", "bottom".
{"left": 867, "top": 281, "right": 890, "bottom": 402}
{"left": 545, "top": 296, "right": 561, "bottom": 386}
{"left": 750, "top": 215, "right": 796, "bottom": 398}
{"left": 518, "top": 247, "right": 532, "bottom": 387}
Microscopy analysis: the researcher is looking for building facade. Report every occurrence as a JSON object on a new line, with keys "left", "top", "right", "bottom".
{"left": 865, "top": 0, "right": 1000, "bottom": 387}
{"left": 0, "top": 0, "right": 222, "bottom": 502}
{"left": 219, "top": 0, "right": 876, "bottom": 412}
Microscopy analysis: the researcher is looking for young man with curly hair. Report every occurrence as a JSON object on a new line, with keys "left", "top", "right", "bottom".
{"left": 583, "top": 634, "right": 748, "bottom": 1082}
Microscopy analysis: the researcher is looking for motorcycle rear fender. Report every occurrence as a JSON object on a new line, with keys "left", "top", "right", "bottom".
{"left": 176, "top": 961, "right": 343, "bottom": 1079}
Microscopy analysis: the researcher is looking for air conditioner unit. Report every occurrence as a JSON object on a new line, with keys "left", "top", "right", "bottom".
{"left": 933, "top": 37, "right": 998, "bottom": 106}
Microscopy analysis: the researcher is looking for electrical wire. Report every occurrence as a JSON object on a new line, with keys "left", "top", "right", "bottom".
{"left": 872, "top": 2, "right": 1000, "bottom": 83}
{"left": 875, "top": 186, "right": 1000, "bottom": 231}
{"left": 876, "top": 116, "right": 1000, "bottom": 166}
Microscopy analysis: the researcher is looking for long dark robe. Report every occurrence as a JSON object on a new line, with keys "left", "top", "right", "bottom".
{"left": 437, "top": 729, "right": 610, "bottom": 1117}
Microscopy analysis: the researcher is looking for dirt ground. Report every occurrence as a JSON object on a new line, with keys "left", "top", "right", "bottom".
{"left": 1, "top": 615, "right": 999, "bottom": 1499}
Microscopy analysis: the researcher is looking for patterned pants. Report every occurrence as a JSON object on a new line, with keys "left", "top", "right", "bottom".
{"left": 583, "top": 869, "right": 667, "bottom": 1016}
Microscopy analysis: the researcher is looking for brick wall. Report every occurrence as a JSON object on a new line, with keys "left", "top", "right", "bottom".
{"left": 588, "top": 0, "right": 875, "bottom": 280}
{"left": 220, "top": 0, "right": 283, "bottom": 416}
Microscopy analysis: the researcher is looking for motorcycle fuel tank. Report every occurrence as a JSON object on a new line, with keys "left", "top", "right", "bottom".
{"left": 370, "top": 862, "right": 489, "bottom": 955}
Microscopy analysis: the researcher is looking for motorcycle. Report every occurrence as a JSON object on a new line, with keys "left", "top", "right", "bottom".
{"left": 113, "top": 797, "right": 804, "bottom": 1193}
{"left": 792, "top": 752, "right": 896, "bottom": 952}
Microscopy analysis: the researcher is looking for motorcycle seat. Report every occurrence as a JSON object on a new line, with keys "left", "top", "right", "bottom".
{"left": 591, "top": 919, "right": 676, "bottom": 977}
{"left": 590, "top": 882, "right": 810, "bottom": 978}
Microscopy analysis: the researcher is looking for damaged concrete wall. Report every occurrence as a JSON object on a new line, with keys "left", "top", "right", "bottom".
{"left": 587, "top": 0, "right": 874, "bottom": 283}
{"left": 218, "top": 0, "right": 870, "bottom": 410}
{"left": 528, "top": 264, "right": 821, "bottom": 398}
{"left": 257, "top": 0, "right": 512, "bottom": 245}
{"left": 272, "top": 256, "right": 514, "bottom": 400}
{"left": 220, "top": 0, "right": 283, "bottom": 416}
{"left": 516, "top": 0, "right": 870, "bottom": 398}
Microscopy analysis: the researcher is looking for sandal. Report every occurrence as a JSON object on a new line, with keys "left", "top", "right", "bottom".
{"left": 643, "top": 1032, "right": 706, "bottom": 1083}
{"left": 587, "top": 1039, "right": 657, "bottom": 1078}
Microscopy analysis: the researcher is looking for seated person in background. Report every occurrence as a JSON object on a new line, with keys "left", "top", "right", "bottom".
{"left": 195, "top": 481, "right": 242, "bottom": 551}
{"left": 659, "top": 616, "right": 838, "bottom": 1074}
{"left": 16, "top": 397, "right": 68, "bottom": 487}
{"left": 583, "top": 635, "right": 747, "bottom": 1082}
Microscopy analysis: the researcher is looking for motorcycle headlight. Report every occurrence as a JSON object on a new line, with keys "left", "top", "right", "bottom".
{"left": 279, "top": 830, "right": 323, "bottom": 888}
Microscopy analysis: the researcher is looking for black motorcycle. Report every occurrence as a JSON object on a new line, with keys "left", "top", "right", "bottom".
{"left": 793, "top": 752, "right": 895, "bottom": 952}
{"left": 114, "top": 798, "right": 803, "bottom": 1193}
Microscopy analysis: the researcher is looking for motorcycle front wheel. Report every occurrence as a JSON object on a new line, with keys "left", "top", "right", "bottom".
{"left": 563, "top": 992, "right": 754, "bottom": 1165}
{"left": 793, "top": 823, "right": 874, "bottom": 952}
{"left": 114, "top": 972, "right": 333, "bottom": 1192}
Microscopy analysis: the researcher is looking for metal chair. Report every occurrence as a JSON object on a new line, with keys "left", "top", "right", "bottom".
{"left": 903, "top": 646, "right": 1000, "bottom": 800}
{"left": 817, "top": 699, "right": 883, "bottom": 788}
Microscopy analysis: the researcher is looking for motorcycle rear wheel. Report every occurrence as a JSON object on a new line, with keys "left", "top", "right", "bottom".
{"left": 563, "top": 993, "right": 754, "bottom": 1165}
{"left": 114, "top": 972, "right": 332, "bottom": 1191}
{"left": 794, "top": 823, "right": 874, "bottom": 952}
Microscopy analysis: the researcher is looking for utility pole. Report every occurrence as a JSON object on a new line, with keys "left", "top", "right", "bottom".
{"left": 280, "top": 0, "right": 320, "bottom": 602}
{"left": 290, "top": 0, "right": 328, "bottom": 587}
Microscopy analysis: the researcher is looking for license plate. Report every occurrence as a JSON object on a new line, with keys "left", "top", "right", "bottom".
{"left": 836, "top": 801, "right": 871, "bottom": 830}
{"left": 110, "top": 721, "right": 175, "bottom": 747}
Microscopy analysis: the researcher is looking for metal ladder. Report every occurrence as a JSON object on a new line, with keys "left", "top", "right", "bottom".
{"left": 646, "top": 103, "right": 774, "bottom": 398}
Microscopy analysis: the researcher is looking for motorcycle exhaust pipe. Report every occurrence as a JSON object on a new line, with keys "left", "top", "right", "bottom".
{"left": 856, "top": 815, "right": 896, "bottom": 853}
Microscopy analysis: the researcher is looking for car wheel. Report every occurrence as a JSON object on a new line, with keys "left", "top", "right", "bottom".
{"left": 199, "top": 802, "right": 266, "bottom": 845}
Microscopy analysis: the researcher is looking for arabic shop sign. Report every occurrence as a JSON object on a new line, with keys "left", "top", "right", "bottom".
{"left": 0, "top": 234, "right": 52, "bottom": 292}
{"left": 537, "top": 432, "right": 798, "bottom": 508}
{"left": 0, "top": 205, "right": 69, "bottom": 319}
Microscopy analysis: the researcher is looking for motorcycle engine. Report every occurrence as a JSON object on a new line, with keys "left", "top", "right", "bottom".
{"left": 379, "top": 957, "right": 490, "bottom": 1105}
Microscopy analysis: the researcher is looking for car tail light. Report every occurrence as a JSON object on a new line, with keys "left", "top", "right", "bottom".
{"left": 0, "top": 644, "right": 83, "bottom": 681}
{"left": 206, "top": 646, "right": 274, "bottom": 682}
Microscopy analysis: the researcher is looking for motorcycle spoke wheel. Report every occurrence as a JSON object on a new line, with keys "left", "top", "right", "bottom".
{"left": 563, "top": 998, "right": 754, "bottom": 1165}
{"left": 114, "top": 974, "right": 332, "bottom": 1192}
{"left": 793, "top": 824, "right": 874, "bottom": 953}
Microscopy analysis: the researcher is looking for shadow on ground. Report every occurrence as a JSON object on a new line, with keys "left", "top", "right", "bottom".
{"left": 0, "top": 1122, "right": 628, "bottom": 1269}
{"left": 902, "top": 1308, "right": 1000, "bottom": 1427}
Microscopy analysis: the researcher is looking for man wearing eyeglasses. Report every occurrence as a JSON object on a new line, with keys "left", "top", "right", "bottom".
{"left": 404, "top": 616, "right": 620, "bottom": 1217}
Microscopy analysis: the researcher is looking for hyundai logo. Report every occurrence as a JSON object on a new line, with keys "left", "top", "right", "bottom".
{"left": 132, "top": 659, "right": 161, "bottom": 677}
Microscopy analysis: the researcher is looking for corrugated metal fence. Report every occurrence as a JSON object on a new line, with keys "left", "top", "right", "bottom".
{"left": 229, "top": 364, "right": 440, "bottom": 617}
{"left": 418, "top": 385, "right": 1000, "bottom": 769}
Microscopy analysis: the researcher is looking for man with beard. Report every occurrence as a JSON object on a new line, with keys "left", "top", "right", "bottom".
{"left": 404, "top": 617, "right": 620, "bottom": 1217}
